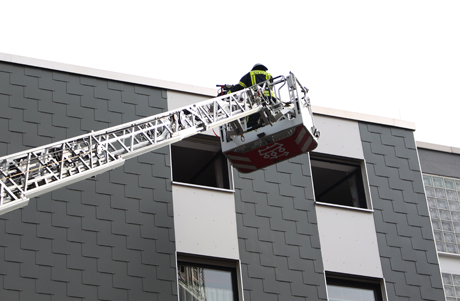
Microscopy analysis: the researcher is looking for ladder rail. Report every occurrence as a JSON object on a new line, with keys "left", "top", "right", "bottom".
{"left": 0, "top": 73, "right": 315, "bottom": 215}
{"left": 0, "top": 76, "right": 292, "bottom": 211}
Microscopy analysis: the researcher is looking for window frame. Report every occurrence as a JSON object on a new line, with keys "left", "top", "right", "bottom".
{"left": 310, "top": 153, "right": 373, "bottom": 211}
{"left": 326, "top": 272, "right": 385, "bottom": 301}
{"left": 177, "top": 254, "right": 240, "bottom": 301}
{"left": 423, "top": 173, "right": 460, "bottom": 254}
{"left": 171, "top": 134, "right": 234, "bottom": 192}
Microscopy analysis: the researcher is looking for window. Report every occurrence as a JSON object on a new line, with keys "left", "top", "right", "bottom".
{"left": 423, "top": 174, "right": 460, "bottom": 254}
{"left": 172, "top": 135, "right": 232, "bottom": 190}
{"left": 442, "top": 272, "right": 460, "bottom": 300}
{"left": 310, "top": 154, "right": 369, "bottom": 209}
{"left": 178, "top": 256, "right": 238, "bottom": 301}
{"left": 327, "top": 274, "right": 383, "bottom": 301}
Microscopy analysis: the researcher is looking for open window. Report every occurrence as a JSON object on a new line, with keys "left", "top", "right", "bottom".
{"left": 177, "top": 254, "right": 239, "bottom": 301}
{"left": 171, "top": 134, "right": 232, "bottom": 190}
{"left": 326, "top": 273, "right": 384, "bottom": 301}
{"left": 310, "top": 154, "right": 370, "bottom": 209}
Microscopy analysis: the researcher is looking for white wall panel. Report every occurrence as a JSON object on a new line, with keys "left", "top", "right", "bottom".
{"left": 316, "top": 204, "right": 383, "bottom": 278}
{"left": 313, "top": 115, "right": 364, "bottom": 159}
{"left": 439, "top": 254, "right": 460, "bottom": 275}
{"left": 173, "top": 185, "right": 239, "bottom": 260}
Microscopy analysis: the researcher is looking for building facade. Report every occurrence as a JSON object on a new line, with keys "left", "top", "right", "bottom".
{"left": 418, "top": 142, "right": 460, "bottom": 301}
{"left": 0, "top": 54, "right": 449, "bottom": 300}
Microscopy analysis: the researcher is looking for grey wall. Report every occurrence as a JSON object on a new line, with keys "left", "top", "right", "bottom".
{"left": 359, "top": 123, "right": 445, "bottom": 300}
{"left": 1, "top": 59, "right": 449, "bottom": 301}
{"left": 0, "top": 62, "right": 177, "bottom": 300}
{"left": 418, "top": 148, "right": 460, "bottom": 179}
{"left": 234, "top": 155, "right": 328, "bottom": 300}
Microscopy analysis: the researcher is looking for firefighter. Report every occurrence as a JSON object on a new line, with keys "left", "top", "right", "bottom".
{"left": 228, "top": 63, "right": 273, "bottom": 95}
{"left": 228, "top": 63, "right": 275, "bottom": 130}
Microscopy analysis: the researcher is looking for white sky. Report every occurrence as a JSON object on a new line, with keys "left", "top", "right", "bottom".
{"left": 2, "top": 0, "right": 459, "bottom": 148}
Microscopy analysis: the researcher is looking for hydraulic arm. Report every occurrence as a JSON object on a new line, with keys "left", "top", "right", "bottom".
{"left": 0, "top": 73, "right": 318, "bottom": 215}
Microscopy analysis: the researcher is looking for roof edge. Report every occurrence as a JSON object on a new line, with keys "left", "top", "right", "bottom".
{"left": 0, "top": 52, "right": 216, "bottom": 96}
{"left": 312, "top": 105, "right": 416, "bottom": 131}
{"left": 416, "top": 141, "right": 460, "bottom": 154}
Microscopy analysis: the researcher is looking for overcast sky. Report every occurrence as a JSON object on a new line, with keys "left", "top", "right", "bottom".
{"left": 2, "top": 0, "right": 459, "bottom": 148}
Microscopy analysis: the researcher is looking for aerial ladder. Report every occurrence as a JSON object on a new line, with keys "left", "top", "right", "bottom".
{"left": 0, "top": 73, "right": 320, "bottom": 215}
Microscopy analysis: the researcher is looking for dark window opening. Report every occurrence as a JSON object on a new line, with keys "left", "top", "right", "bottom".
{"left": 178, "top": 258, "right": 238, "bottom": 301}
{"left": 311, "top": 155, "right": 368, "bottom": 209}
{"left": 172, "top": 135, "right": 231, "bottom": 190}
{"left": 327, "top": 274, "right": 383, "bottom": 301}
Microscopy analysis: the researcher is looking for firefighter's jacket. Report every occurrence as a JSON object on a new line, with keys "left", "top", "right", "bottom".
{"left": 229, "top": 70, "right": 274, "bottom": 97}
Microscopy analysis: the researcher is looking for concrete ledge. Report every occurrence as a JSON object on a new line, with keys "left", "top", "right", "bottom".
{"left": 312, "top": 105, "right": 416, "bottom": 131}
{"left": 417, "top": 141, "right": 460, "bottom": 154}
{"left": 0, "top": 52, "right": 216, "bottom": 96}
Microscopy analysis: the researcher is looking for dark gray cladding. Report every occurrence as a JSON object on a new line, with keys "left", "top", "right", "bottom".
{"left": 234, "top": 156, "right": 328, "bottom": 300}
{"left": 418, "top": 147, "right": 460, "bottom": 178}
{"left": 359, "top": 123, "right": 445, "bottom": 300}
{"left": 0, "top": 62, "right": 177, "bottom": 300}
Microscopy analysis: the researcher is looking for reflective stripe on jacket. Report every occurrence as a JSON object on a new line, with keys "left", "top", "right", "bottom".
{"left": 231, "top": 70, "right": 274, "bottom": 97}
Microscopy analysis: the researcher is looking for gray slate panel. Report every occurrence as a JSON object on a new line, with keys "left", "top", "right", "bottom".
{"left": 359, "top": 122, "right": 445, "bottom": 300}
{"left": 234, "top": 156, "right": 328, "bottom": 300}
{"left": 0, "top": 62, "right": 177, "bottom": 300}
{"left": 418, "top": 147, "right": 460, "bottom": 179}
